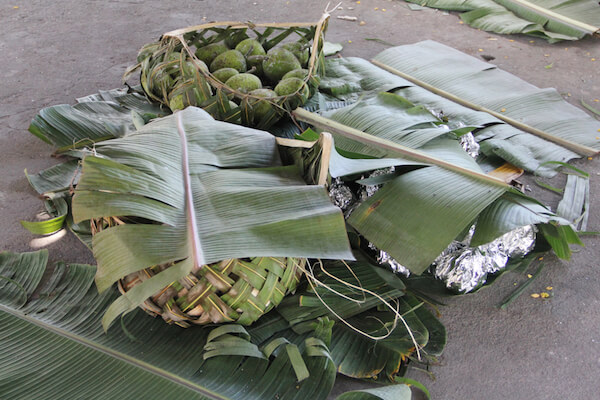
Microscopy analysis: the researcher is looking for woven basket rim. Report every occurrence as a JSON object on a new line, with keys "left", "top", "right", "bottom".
{"left": 124, "top": 13, "right": 329, "bottom": 119}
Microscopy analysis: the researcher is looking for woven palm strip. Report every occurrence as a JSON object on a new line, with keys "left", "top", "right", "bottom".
{"left": 90, "top": 218, "right": 304, "bottom": 328}
{"left": 124, "top": 14, "right": 329, "bottom": 129}
{"left": 126, "top": 257, "right": 305, "bottom": 327}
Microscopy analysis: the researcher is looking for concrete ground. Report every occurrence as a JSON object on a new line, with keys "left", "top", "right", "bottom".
{"left": 2, "top": 0, "right": 598, "bottom": 398}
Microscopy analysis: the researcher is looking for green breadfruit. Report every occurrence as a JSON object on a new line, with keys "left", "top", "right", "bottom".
{"left": 282, "top": 68, "right": 308, "bottom": 80}
{"left": 235, "top": 38, "right": 266, "bottom": 57}
{"left": 212, "top": 67, "right": 239, "bottom": 83}
{"left": 262, "top": 48, "right": 301, "bottom": 83}
{"left": 247, "top": 55, "right": 267, "bottom": 76}
{"left": 209, "top": 49, "right": 247, "bottom": 73}
{"left": 248, "top": 88, "right": 278, "bottom": 121}
{"left": 195, "top": 43, "right": 229, "bottom": 65}
{"left": 282, "top": 42, "right": 309, "bottom": 67}
{"left": 274, "top": 77, "right": 310, "bottom": 109}
{"left": 225, "top": 73, "right": 262, "bottom": 93}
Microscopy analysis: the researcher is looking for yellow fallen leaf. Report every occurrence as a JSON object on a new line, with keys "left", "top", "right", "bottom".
{"left": 540, "top": 292, "right": 550, "bottom": 298}
{"left": 531, "top": 293, "right": 540, "bottom": 298}
{"left": 478, "top": 48, "right": 483, "bottom": 52}
{"left": 374, "top": 7, "right": 378, "bottom": 10}
{"left": 359, "top": 21, "right": 366, "bottom": 26}
{"left": 527, "top": 274, "right": 533, "bottom": 278}
{"left": 588, "top": 157, "right": 593, "bottom": 160}
{"left": 459, "top": 21, "right": 464, "bottom": 24}
{"left": 594, "top": 99, "right": 599, "bottom": 102}
{"left": 538, "top": 256, "right": 543, "bottom": 260}
{"left": 592, "top": 58, "right": 596, "bottom": 61}
{"left": 546, "top": 286, "right": 553, "bottom": 291}
{"left": 529, "top": 40, "right": 535, "bottom": 43}
{"left": 356, "top": 0, "right": 360, "bottom": 3}
{"left": 501, "top": 108, "right": 506, "bottom": 112}
{"left": 13, "top": 5, "right": 19, "bottom": 8}
{"left": 348, "top": 40, "right": 352, "bottom": 43}
{"left": 509, "top": 39, "right": 514, "bottom": 42}
{"left": 382, "top": 8, "right": 386, "bottom": 11}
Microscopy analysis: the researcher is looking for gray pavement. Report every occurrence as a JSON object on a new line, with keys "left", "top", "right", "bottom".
{"left": 2, "top": 1, "right": 599, "bottom": 398}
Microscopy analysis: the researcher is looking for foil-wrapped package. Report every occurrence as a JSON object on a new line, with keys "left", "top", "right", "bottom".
{"left": 459, "top": 131, "right": 480, "bottom": 158}
{"left": 368, "top": 243, "right": 411, "bottom": 277}
{"left": 433, "top": 225, "right": 536, "bottom": 293}
{"left": 359, "top": 167, "right": 395, "bottom": 199}
{"left": 328, "top": 177, "right": 356, "bottom": 211}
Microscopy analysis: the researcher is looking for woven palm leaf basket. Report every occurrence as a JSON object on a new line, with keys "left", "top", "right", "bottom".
{"left": 124, "top": 14, "right": 329, "bottom": 130}
{"left": 90, "top": 133, "right": 333, "bottom": 328}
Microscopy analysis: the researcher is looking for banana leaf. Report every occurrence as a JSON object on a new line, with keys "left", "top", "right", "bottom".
{"left": 372, "top": 41, "right": 600, "bottom": 156}
{"left": 293, "top": 103, "right": 580, "bottom": 273}
{"left": 0, "top": 250, "right": 341, "bottom": 400}
{"left": 470, "top": 189, "right": 575, "bottom": 245}
{"left": 319, "top": 56, "right": 583, "bottom": 177}
{"left": 19, "top": 198, "right": 68, "bottom": 235}
{"left": 29, "top": 86, "right": 167, "bottom": 152}
{"left": 403, "top": 0, "right": 600, "bottom": 42}
{"left": 70, "top": 107, "right": 352, "bottom": 329}
{"left": 273, "top": 258, "right": 446, "bottom": 380}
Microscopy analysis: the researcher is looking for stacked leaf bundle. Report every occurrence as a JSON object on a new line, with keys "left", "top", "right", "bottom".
{"left": 66, "top": 107, "right": 351, "bottom": 330}
{"left": 125, "top": 15, "right": 327, "bottom": 129}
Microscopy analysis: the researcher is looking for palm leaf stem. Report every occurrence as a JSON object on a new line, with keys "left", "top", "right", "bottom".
{"left": 369, "top": 59, "right": 599, "bottom": 157}
{"left": 292, "top": 108, "right": 509, "bottom": 188}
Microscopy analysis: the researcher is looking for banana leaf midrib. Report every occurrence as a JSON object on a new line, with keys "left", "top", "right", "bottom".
{"left": 502, "top": 0, "right": 599, "bottom": 34}
{"left": 369, "top": 58, "right": 599, "bottom": 157}
{"left": 175, "top": 111, "right": 205, "bottom": 270}
{"left": 292, "top": 108, "right": 509, "bottom": 187}
{"left": 0, "top": 303, "right": 227, "bottom": 400}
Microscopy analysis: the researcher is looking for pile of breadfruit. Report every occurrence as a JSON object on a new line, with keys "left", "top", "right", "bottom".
{"left": 127, "top": 19, "right": 327, "bottom": 129}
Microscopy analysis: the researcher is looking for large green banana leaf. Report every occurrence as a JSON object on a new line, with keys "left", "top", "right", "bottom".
{"left": 1, "top": 251, "right": 427, "bottom": 399}
{"left": 0, "top": 250, "right": 341, "bottom": 400}
{"left": 69, "top": 107, "right": 352, "bottom": 329}
{"left": 319, "top": 56, "right": 584, "bottom": 177}
{"left": 294, "top": 102, "right": 578, "bottom": 274}
{"left": 404, "top": 0, "right": 600, "bottom": 42}
{"left": 29, "top": 86, "right": 168, "bottom": 152}
{"left": 372, "top": 41, "right": 600, "bottom": 156}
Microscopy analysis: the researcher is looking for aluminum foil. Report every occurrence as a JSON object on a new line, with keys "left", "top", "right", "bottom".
{"left": 368, "top": 243, "right": 411, "bottom": 277}
{"left": 359, "top": 167, "right": 395, "bottom": 199}
{"left": 331, "top": 167, "right": 537, "bottom": 289}
{"left": 433, "top": 225, "right": 536, "bottom": 293}
{"left": 459, "top": 131, "right": 480, "bottom": 158}
{"left": 328, "top": 177, "right": 356, "bottom": 211}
